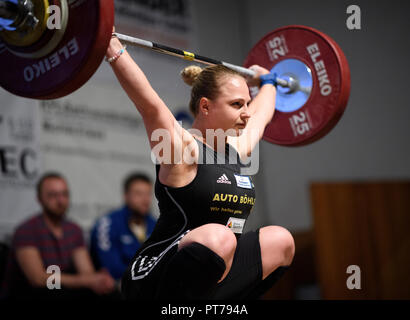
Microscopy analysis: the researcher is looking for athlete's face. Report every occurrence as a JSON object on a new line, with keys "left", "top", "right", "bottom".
{"left": 204, "top": 75, "right": 251, "bottom": 136}
{"left": 38, "top": 178, "right": 70, "bottom": 220}
{"left": 125, "top": 181, "right": 152, "bottom": 216}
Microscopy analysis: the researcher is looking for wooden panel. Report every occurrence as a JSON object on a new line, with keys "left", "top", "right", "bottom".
{"left": 311, "top": 181, "right": 410, "bottom": 299}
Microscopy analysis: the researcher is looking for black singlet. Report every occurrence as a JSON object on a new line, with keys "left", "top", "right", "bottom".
{"left": 125, "top": 138, "right": 256, "bottom": 282}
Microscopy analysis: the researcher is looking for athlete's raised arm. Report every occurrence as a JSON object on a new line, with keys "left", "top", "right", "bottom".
{"left": 106, "top": 31, "right": 195, "bottom": 165}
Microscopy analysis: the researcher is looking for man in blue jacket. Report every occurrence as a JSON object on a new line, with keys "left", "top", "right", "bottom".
{"left": 91, "top": 173, "right": 157, "bottom": 281}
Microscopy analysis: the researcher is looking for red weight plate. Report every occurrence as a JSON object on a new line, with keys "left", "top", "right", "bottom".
{"left": 0, "top": 0, "right": 114, "bottom": 99}
{"left": 244, "top": 25, "right": 351, "bottom": 146}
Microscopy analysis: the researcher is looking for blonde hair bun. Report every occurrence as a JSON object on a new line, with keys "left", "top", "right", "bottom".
{"left": 180, "top": 65, "right": 203, "bottom": 86}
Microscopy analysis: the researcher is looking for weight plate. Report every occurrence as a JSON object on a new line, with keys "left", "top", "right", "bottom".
{"left": 244, "top": 25, "right": 351, "bottom": 146}
{"left": 0, "top": 0, "right": 114, "bottom": 99}
{"left": 271, "top": 58, "right": 313, "bottom": 113}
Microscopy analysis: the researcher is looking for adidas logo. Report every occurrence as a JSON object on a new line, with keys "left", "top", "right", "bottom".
{"left": 217, "top": 174, "right": 231, "bottom": 184}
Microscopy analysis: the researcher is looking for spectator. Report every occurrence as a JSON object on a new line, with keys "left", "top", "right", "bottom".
{"left": 90, "top": 172, "right": 157, "bottom": 281}
{"left": 1, "top": 172, "right": 115, "bottom": 299}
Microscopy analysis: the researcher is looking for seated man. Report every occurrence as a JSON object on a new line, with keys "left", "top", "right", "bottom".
{"left": 1, "top": 172, "right": 115, "bottom": 299}
{"left": 90, "top": 173, "right": 157, "bottom": 281}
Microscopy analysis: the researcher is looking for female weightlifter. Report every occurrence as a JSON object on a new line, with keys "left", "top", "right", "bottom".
{"left": 106, "top": 29, "right": 295, "bottom": 300}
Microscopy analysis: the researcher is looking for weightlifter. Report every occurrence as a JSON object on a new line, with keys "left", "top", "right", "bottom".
{"left": 106, "top": 30, "right": 295, "bottom": 300}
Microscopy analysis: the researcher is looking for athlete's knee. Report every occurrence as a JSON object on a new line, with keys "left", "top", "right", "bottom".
{"left": 204, "top": 223, "right": 237, "bottom": 257}
{"left": 183, "top": 223, "right": 236, "bottom": 259}
{"left": 260, "top": 226, "right": 295, "bottom": 266}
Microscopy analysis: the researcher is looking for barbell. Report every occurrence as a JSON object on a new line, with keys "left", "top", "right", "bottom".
{"left": 0, "top": 0, "right": 351, "bottom": 146}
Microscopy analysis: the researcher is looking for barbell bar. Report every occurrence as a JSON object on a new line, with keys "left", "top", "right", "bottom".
{"left": 112, "top": 32, "right": 293, "bottom": 90}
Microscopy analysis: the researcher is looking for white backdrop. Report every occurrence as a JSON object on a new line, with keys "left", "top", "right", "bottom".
{"left": 0, "top": 96, "right": 42, "bottom": 243}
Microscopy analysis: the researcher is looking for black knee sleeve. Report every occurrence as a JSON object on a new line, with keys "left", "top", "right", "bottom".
{"left": 245, "top": 266, "right": 290, "bottom": 300}
{"left": 156, "top": 242, "right": 226, "bottom": 300}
